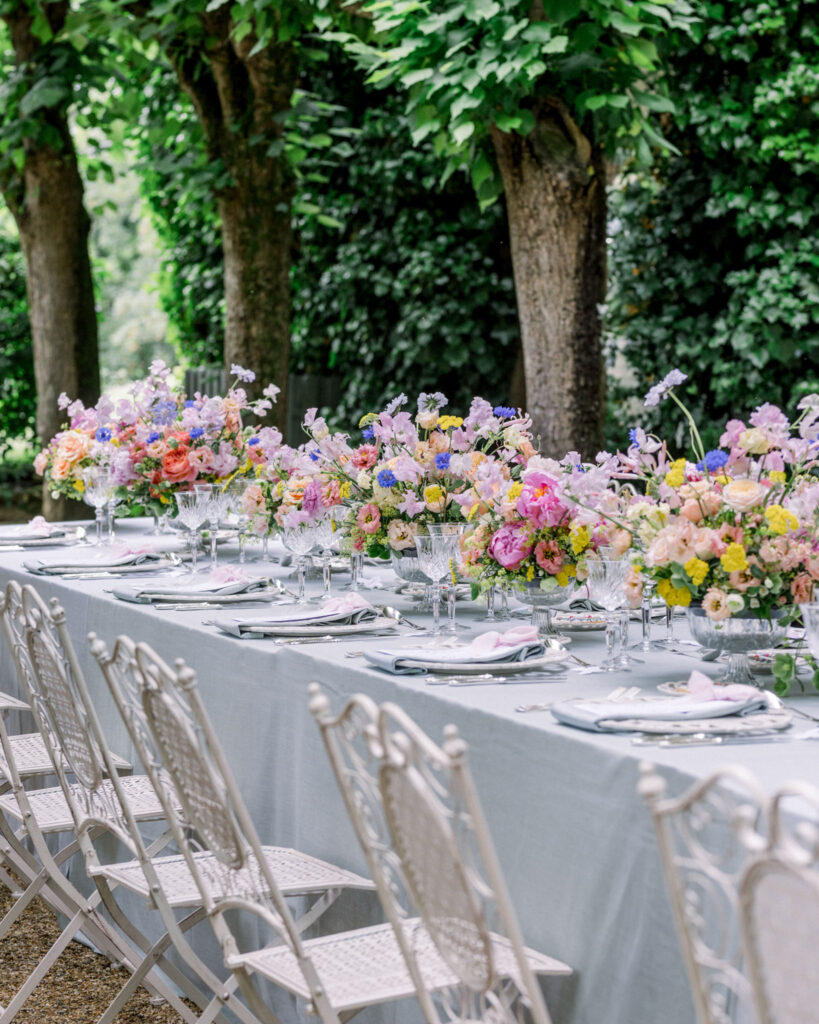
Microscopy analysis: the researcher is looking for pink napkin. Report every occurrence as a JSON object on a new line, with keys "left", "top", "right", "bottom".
{"left": 320, "top": 594, "right": 374, "bottom": 615}
{"left": 469, "top": 625, "right": 540, "bottom": 652}
{"left": 115, "top": 544, "right": 157, "bottom": 557}
{"left": 23, "top": 516, "right": 57, "bottom": 537}
{"left": 211, "top": 565, "right": 250, "bottom": 585}
{"left": 687, "top": 670, "right": 760, "bottom": 702}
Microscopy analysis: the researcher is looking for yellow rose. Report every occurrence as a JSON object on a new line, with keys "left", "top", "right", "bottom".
{"left": 738, "top": 427, "right": 770, "bottom": 454}
{"left": 720, "top": 542, "right": 749, "bottom": 573}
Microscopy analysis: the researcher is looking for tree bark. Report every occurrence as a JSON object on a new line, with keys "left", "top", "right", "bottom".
{"left": 2, "top": 2, "right": 100, "bottom": 519}
{"left": 168, "top": 15, "right": 295, "bottom": 432}
{"left": 492, "top": 97, "right": 606, "bottom": 459}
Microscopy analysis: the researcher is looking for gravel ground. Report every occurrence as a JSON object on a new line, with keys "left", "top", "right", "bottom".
{"left": 0, "top": 879, "right": 193, "bottom": 1023}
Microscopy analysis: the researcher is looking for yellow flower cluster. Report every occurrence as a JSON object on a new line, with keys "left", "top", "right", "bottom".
{"left": 72, "top": 479, "right": 85, "bottom": 494}
{"left": 569, "top": 524, "right": 590, "bottom": 555}
{"left": 525, "top": 565, "right": 535, "bottom": 582}
{"left": 437, "top": 415, "right": 464, "bottom": 430}
{"left": 720, "top": 542, "right": 748, "bottom": 573}
{"left": 768, "top": 471, "right": 787, "bottom": 485}
{"left": 507, "top": 482, "right": 523, "bottom": 503}
{"left": 423, "top": 485, "right": 443, "bottom": 504}
{"left": 764, "top": 504, "right": 799, "bottom": 535}
{"left": 683, "top": 557, "right": 709, "bottom": 587}
{"left": 555, "top": 563, "right": 577, "bottom": 587}
{"left": 656, "top": 578, "right": 692, "bottom": 607}
{"left": 339, "top": 481, "right": 352, "bottom": 500}
{"left": 664, "top": 458, "right": 688, "bottom": 489}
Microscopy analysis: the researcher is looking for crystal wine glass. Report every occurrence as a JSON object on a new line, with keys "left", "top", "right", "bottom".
{"left": 82, "top": 466, "right": 116, "bottom": 546}
{"left": 205, "top": 486, "right": 230, "bottom": 570}
{"left": 428, "top": 522, "right": 469, "bottom": 635}
{"left": 417, "top": 533, "right": 457, "bottom": 640}
{"left": 225, "top": 479, "right": 251, "bottom": 563}
{"left": 174, "top": 491, "right": 209, "bottom": 573}
{"left": 585, "top": 559, "right": 631, "bottom": 673}
{"left": 281, "top": 524, "right": 319, "bottom": 604}
{"left": 802, "top": 603, "right": 819, "bottom": 660}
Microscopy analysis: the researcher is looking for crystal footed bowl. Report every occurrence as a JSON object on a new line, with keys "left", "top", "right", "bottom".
{"left": 686, "top": 606, "right": 789, "bottom": 685}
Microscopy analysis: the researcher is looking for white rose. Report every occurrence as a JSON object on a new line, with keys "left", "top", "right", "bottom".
{"left": 722, "top": 478, "right": 767, "bottom": 513}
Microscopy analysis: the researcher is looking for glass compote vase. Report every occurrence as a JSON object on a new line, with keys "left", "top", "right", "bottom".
{"left": 517, "top": 581, "right": 575, "bottom": 644}
{"left": 390, "top": 546, "right": 434, "bottom": 610}
{"left": 686, "top": 606, "right": 788, "bottom": 686}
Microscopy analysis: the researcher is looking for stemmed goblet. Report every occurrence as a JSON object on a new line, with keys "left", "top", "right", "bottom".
{"left": 225, "top": 480, "right": 251, "bottom": 563}
{"left": 204, "top": 486, "right": 231, "bottom": 570}
{"left": 82, "top": 466, "right": 116, "bottom": 546}
{"left": 281, "top": 523, "right": 319, "bottom": 604}
{"left": 416, "top": 533, "right": 459, "bottom": 640}
{"left": 427, "top": 522, "right": 469, "bottom": 635}
{"left": 585, "top": 559, "right": 632, "bottom": 673}
{"left": 174, "top": 490, "right": 210, "bottom": 573}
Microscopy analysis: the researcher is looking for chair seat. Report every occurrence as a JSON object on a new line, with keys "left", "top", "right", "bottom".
{"left": 90, "top": 846, "right": 374, "bottom": 908}
{"left": 0, "top": 774, "right": 164, "bottom": 834}
{"left": 228, "top": 920, "right": 571, "bottom": 1013}
{"left": 0, "top": 690, "right": 29, "bottom": 713}
{"left": 0, "top": 733, "right": 131, "bottom": 782}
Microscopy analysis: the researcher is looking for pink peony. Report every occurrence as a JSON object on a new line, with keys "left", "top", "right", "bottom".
{"left": 356, "top": 503, "right": 381, "bottom": 534}
{"left": 516, "top": 472, "right": 565, "bottom": 529}
{"left": 488, "top": 523, "right": 533, "bottom": 571}
{"left": 351, "top": 445, "right": 378, "bottom": 470}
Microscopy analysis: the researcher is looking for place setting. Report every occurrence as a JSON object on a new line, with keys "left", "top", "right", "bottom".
{"left": 23, "top": 538, "right": 189, "bottom": 578}
{"left": 0, "top": 516, "right": 87, "bottom": 551}
{"left": 206, "top": 593, "right": 401, "bottom": 643}
{"left": 108, "top": 564, "right": 290, "bottom": 609}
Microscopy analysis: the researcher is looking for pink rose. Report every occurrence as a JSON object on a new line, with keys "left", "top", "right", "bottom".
{"left": 721, "top": 479, "right": 767, "bottom": 513}
{"left": 488, "top": 523, "right": 533, "bottom": 571}
{"left": 161, "top": 446, "right": 197, "bottom": 484}
{"left": 33, "top": 451, "right": 48, "bottom": 475}
{"left": 680, "top": 499, "right": 704, "bottom": 523}
{"left": 356, "top": 503, "right": 381, "bottom": 535}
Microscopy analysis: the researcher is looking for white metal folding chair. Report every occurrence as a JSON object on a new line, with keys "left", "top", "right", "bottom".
{"left": 639, "top": 761, "right": 766, "bottom": 1024}
{"left": 0, "top": 581, "right": 154, "bottom": 1023}
{"left": 5, "top": 584, "right": 203, "bottom": 1024}
{"left": 90, "top": 631, "right": 378, "bottom": 1024}
{"left": 128, "top": 639, "right": 487, "bottom": 1024}
{"left": 737, "top": 780, "right": 819, "bottom": 1024}
{"left": 309, "top": 685, "right": 571, "bottom": 1024}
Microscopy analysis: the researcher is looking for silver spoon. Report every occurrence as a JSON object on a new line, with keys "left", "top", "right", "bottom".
{"left": 376, "top": 605, "right": 428, "bottom": 631}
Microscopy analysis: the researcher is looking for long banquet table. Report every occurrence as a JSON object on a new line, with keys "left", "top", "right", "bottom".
{"left": 1, "top": 520, "right": 818, "bottom": 1024}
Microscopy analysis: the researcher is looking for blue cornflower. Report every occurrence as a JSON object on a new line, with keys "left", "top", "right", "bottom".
{"left": 247, "top": 436, "right": 260, "bottom": 446}
{"left": 146, "top": 432, "right": 160, "bottom": 444}
{"left": 362, "top": 426, "right": 374, "bottom": 441}
{"left": 628, "top": 428, "right": 639, "bottom": 444}
{"left": 696, "top": 449, "right": 729, "bottom": 472}
{"left": 309, "top": 452, "right": 319, "bottom": 462}
{"left": 95, "top": 427, "right": 112, "bottom": 442}
{"left": 189, "top": 427, "right": 205, "bottom": 440}
{"left": 493, "top": 406, "right": 516, "bottom": 418}
{"left": 575, "top": 464, "right": 586, "bottom": 473}
{"left": 434, "top": 452, "right": 451, "bottom": 471}
{"left": 184, "top": 400, "right": 196, "bottom": 408}
{"left": 152, "top": 399, "right": 177, "bottom": 426}
{"left": 377, "top": 469, "right": 397, "bottom": 488}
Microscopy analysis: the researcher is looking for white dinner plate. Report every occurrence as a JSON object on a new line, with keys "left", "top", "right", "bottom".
{"left": 228, "top": 615, "right": 397, "bottom": 637}
{"left": 396, "top": 651, "right": 568, "bottom": 676}
{"left": 597, "top": 709, "right": 793, "bottom": 735}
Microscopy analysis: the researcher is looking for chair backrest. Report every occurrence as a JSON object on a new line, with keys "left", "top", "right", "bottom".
{"left": 17, "top": 585, "right": 141, "bottom": 856}
{"left": 310, "top": 683, "right": 553, "bottom": 1024}
{"left": 639, "top": 762, "right": 765, "bottom": 1024}
{"left": 118, "top": 639, "right": 313, "bottom": 975}
{"left": 738, "top": 781, "right": 819, "bottom": 1024}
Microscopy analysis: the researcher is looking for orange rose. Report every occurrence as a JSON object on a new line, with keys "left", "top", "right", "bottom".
{"left": 56, "top": 430, "right": 92, "bottom": 464}
{"left": 50, "top": 457, "right": 72, "bottom": 481}
{"left": 161, "top": 447, "right": 196, "bottom": 484}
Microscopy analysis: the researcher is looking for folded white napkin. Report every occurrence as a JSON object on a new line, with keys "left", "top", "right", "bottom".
{"left": 25, "top": 545, "right": 167, "bottom": 575}
{"left": 112, "top": 567, "right": 274, "bottom": 604}
{"left": 212, "top": 594, "right": 378, "bottom": 638}
{"left": 363, "top": 625, "right": 547, "bottom": 675}
{"left": 551, "top": 672, "right": 771, "bottom": 732}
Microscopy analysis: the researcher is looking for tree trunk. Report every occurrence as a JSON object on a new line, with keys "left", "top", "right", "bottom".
{"left": 2, "top": 3, "right": 100, "bottom": 519}
{"left": 218, "top": 148, "right": 292, "bottom": 433}
{"left": 492, "top": 97, "right": 606, "bottom": 459}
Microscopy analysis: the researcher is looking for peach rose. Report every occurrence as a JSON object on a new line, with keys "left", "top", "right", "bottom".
{"left": 50, "top": 457, "right": 72, "bottom": 481}
{"left": 33, "top": 451, "right": 48, "bottom": 475}
{"left": 791, "top": 573, "right": 814, "bottom": 603}
{"left": 161, "top": 447, "right": 196, "bottom": 484}
{"left": 722, "top": 478, "right": 767, "bottom": 513}
{"left": 680, "top": 499, "right": 704, "bottom": 523}
{"left": 56, "top": 430, "right": 92, "bottom": 464}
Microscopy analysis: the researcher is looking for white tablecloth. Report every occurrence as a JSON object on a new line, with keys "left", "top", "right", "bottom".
{"left": 2, "top": 520, "right": 817, "bottom": 1024}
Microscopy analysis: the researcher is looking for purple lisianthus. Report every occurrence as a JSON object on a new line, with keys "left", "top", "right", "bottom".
{"left": 301, "top": 479, "right": 324, "bottom": 518}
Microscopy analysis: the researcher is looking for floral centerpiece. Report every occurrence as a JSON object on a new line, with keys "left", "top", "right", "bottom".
{"left": 619, "top": 373, "right": 819, "bottom": 621}
{"left": 34, "top": 361, "right": 282, "bottom": 518}
{"left": 336, "top": 392, "right": 536, "bottom": 559}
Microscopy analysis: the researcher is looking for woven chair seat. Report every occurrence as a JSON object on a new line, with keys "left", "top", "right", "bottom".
{"left": 0, "top": 774, "right": 166, "bottom": 834}
{"left": 0, "top": 689, "right": 28, "bottom": 713}
{"left": 228, "top": 921, "right": 570, "bottom": 1013}
{"left": 0, "top": 733, "right": 130, "bottom": 782}
{"left": 91, "top": 846, "right": 374, "bottom": 908}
